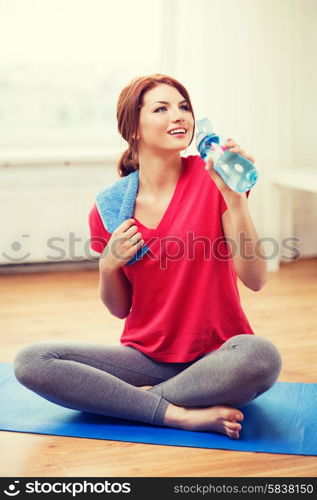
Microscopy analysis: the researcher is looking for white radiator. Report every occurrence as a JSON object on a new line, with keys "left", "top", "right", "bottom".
{"left": 1, "top": 156, "right": 315, "bottom": 270}
{"left": 0, "top": 158, "right": 118, "bottom": 266}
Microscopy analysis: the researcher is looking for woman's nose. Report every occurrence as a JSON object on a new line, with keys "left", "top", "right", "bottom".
{"left": 170, "top": 108, "right": 184, "bottom": 122}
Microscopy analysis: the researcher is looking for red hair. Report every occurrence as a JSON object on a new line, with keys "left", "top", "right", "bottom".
{"left": 116, "top": 74, "right": 195, "bottom": 177}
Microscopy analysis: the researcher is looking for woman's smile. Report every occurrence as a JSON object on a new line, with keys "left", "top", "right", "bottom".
{"left": 167, "top": 127, "right": 187, "bottom": 138}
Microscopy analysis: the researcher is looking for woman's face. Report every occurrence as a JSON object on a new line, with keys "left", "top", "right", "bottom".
{"left": 137, "top": 83, "right": 194, "bottom": 155}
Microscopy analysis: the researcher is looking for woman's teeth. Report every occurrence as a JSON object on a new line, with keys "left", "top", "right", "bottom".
{"left": 168, "top": 129, "right": 186, "bottom": 135}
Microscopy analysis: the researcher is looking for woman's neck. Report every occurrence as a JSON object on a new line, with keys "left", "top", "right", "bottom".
{"left": 137, "top": 151, "right": 183, "bottom": 199}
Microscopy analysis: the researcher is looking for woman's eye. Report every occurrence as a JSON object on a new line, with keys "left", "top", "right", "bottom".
{"left": 154, "top": 104, "right": 190, "bottom": 112}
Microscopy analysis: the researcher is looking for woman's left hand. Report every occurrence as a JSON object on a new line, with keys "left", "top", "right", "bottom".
{"left": 205, "top": 138, "right": 255, "bottom": 205}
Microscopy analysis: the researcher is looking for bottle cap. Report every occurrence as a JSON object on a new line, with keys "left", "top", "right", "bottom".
{"left": 195, "top": 117, "right": 219, "bottom": 150}
{"left": 196, "top": 117, "right": 214, "bottom": 135}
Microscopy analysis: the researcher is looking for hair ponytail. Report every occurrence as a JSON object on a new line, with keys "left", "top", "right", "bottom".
{"left": 117, "top": 144, "right": 139, "bottom": 178}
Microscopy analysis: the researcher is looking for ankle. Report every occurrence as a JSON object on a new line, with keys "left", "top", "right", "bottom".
{"left": 163, "top": 403, "right": 186, "bottom": 428}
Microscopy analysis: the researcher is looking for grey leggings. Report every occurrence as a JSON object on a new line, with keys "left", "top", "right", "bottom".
{"left": 13, "top": 334, "right": 282, "bottom": 427}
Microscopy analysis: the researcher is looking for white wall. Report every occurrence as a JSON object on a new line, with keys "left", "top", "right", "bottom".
{"left": 293, "top": 0, "right": 317, "bottom": 256}
{"left": 1, "top": 0, "right": 316, "bottom": 267}
{"left": 160, "top": 0, "right": 317, "bottom": 264}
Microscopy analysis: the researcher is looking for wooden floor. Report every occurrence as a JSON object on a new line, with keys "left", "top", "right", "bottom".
{"left": 0, "top": 258, "right": 316, "bottom": 477}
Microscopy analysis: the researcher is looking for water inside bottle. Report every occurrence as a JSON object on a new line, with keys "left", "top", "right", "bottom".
{"left": 215, "top": 149, "right": 258, "bottom": 192}
{"left": 196, "top": 117, "right": 258, "bottom": 192}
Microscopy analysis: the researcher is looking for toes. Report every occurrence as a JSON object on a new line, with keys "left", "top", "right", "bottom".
{"left": 226, "top": 425, "right": 240, "bottom": 439}
{"left": 235, "top": 411, "right": 244, "bottom": 421}
{"left": 220, "top": 406, "right": 244, "bottom": 422}
{"left": 227, "top": 421, "right": 242, "bottom": 432}
{"left": 229, "top": 430, "right": 240, "bottom": 440}
{"left": 228, "top": 423, "right": 241, "bottom": 437}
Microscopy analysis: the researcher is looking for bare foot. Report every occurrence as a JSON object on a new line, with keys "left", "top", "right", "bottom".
{"left": 164, "top": 404, "right": 244, "bottom": 440}
{"left": 138, "top": 385, "right": 154, "bottom": 391}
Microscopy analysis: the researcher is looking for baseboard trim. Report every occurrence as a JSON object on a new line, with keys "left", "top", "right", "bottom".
{"left": 0, "top": 260, "right": 99, "bottom": 275}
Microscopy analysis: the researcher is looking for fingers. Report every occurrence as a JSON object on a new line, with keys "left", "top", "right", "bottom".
{"left": 225, "top": 138, "right": 241, "bottom": 152}
{"left": 225, "top": 138, "right": 255, "bottom": 163}
{"left": 127, "top": 231, "right": 144, "bottom": 246}
{"left": 205, "top": 157, "right": 214, "bottom": 170}
{"left": 114, "top": 218, "right": 144, "bottom": 252}
{"left": 114, "top": 218, "right": 141, "bottom": 238}
{"left": 205, "top": 158, "right": 228, "bottom": 193}
{"left": 247, "top": 154, "right": 255, "bottom": 163}
{"left": 136, "top": 237, "right": 145, "bottom": 248}
{"left": 115, "top": 218, "right": 136, "bottom": 233}
{"left": 100, "top": 219, "right": 145, "bottom": 270}
{"left": 225, "top": 138, "right": 234, "bottom": 146}
{"left": 124, "top": 223, "right": 144, "bottom": 247}
{"left": 125, "top": 223, "right": 141, "bottom": 238}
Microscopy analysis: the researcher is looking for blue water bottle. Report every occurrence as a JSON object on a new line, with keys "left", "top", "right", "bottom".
{"left": 196, "top": 117, "right": 258, "bottom": 193}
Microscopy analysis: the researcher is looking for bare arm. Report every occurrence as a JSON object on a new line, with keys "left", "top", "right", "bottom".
{"left": 98, "top": 218, "right": 144, "bottom": 319}
{"left": 221, "top": 200, "right": 267, "bottom": 291}
{"left": 99, "top": 263, "right": 132, "bottom": 319}
{"left": 205, "top": 138, "right": 267, "bottom": 292}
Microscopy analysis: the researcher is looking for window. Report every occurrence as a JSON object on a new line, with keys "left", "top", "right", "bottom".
{"left": 0, "top": 0, "right": 162, "bottom": 155}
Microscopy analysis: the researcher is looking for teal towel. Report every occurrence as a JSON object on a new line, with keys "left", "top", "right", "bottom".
{"left": 96, "top": 170, "right": 150, "bottom": 266}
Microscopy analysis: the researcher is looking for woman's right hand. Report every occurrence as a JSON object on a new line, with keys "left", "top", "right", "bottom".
{"left": 99, "top": 219, "right": 144, "bottom": 271}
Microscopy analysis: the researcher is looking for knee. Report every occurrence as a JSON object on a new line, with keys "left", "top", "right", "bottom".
{"left": 13, "top": 342, "right": 53, "bottom": 389}
{"left": 249, "top": 335, "right": 282, "bottom": 386}
{"left": 232, "top": 334, "right": 282, "bottom": 387}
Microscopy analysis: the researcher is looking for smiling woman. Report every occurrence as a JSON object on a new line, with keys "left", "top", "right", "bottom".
{"left": 137, "top": 86, "right": 194, "bottom": 158}
{"left": 14, "top": 73, "right": 282, "bottom": 442}
{"left": 116, "top": 75, "right": 195, "bottom": 177}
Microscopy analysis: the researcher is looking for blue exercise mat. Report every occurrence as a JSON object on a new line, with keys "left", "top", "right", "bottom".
{"left": 0, "top": 363, "right": 316, "bottom": 456}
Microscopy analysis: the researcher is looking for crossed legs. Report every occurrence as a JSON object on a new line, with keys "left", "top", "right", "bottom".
{"left": 14, "top": 334, "right": 281, "bottom": 439}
